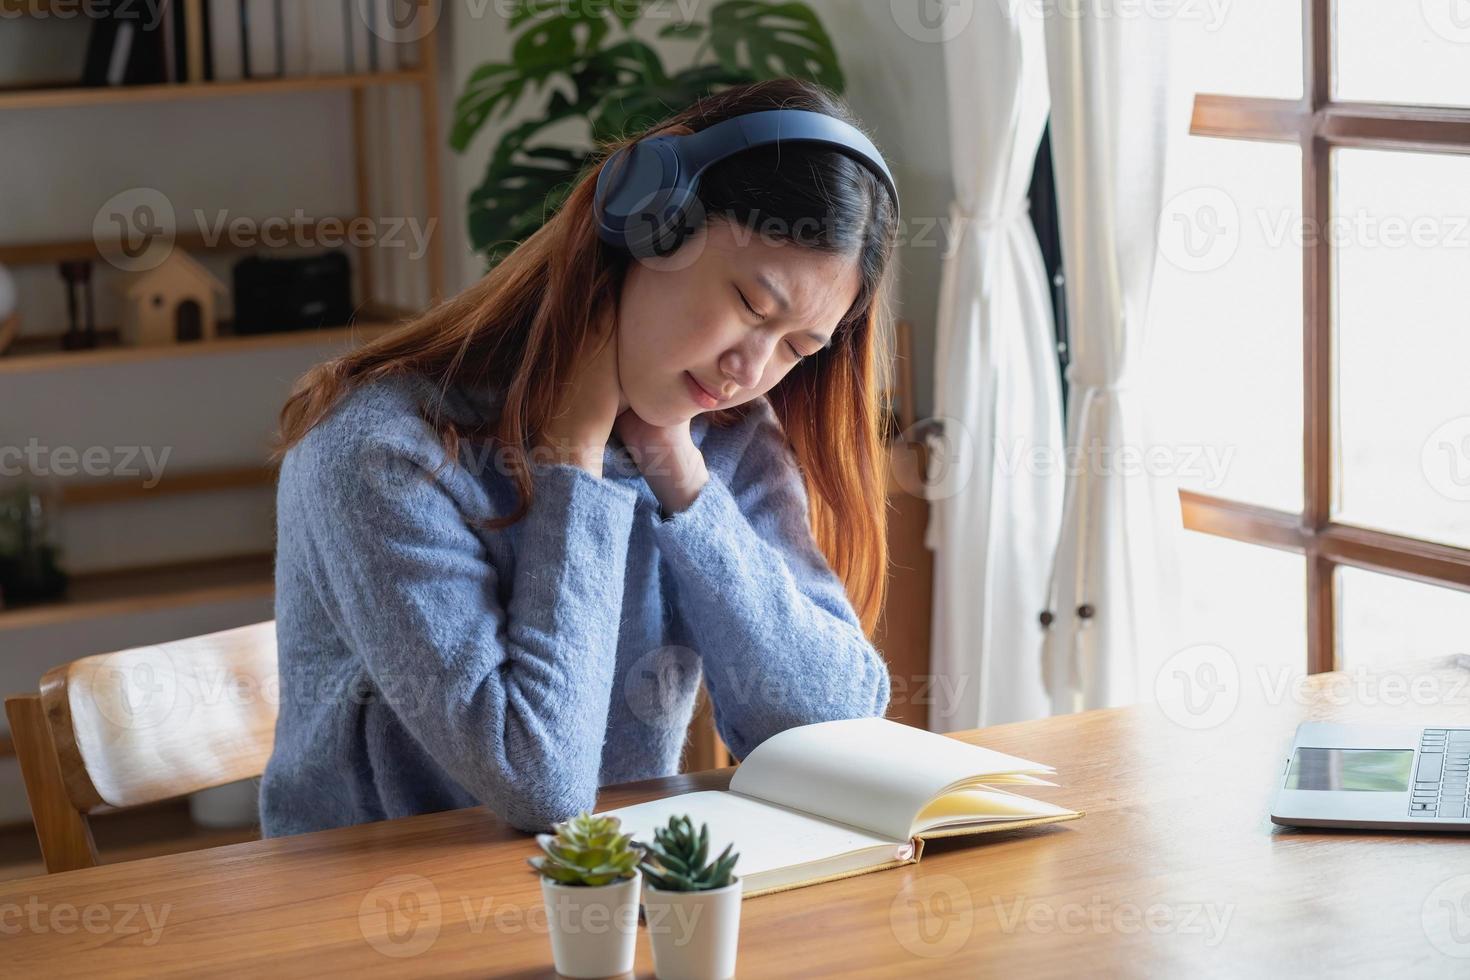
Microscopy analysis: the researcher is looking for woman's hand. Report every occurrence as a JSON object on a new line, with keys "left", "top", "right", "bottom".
{"left": 535, "top": 314, "right": 625, "bottom": 477}
{"left": 614, "top": 410, "right": 710, "bottom": 516}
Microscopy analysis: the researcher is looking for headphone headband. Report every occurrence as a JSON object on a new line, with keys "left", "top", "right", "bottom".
{"left": 593, "top": 108, "right": 899, "bottom": 258}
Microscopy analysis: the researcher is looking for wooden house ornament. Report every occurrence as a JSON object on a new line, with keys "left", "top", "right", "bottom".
{"left": 115, "top": 250, "right": 228, "bottom": 347}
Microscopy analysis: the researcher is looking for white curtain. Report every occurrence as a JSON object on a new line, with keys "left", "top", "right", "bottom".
{"left": 1038, "top": 7, "right": 1186, "bottom": 711}
{"left": 925, "top": 1, "right": 1063, "bottom": 731}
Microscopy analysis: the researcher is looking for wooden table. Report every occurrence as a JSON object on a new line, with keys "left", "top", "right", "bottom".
{"left": 6, "top": 658, "right": 1470, "bottom": 977}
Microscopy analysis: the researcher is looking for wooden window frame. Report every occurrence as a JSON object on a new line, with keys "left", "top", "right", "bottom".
{"left": 1180, "top": 0, "right": 1470, "bottom": 672}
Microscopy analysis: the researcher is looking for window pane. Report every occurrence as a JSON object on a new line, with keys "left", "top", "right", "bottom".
{"left": 1176, "top": 2, "right": 1303, "bottom": 99}
{"left": 1146, "top": 139, "right": 1303, "bottom": 512}
{"left": 1338, "top": 566, "right": 1470, "bottom": 671}
{"left": 1334, "top": 149, "right": 1470, "bottom": 550}
{"left": 1174, "top": 531, "right": 1306, "bottom": 684}
{"left": 1336, "top": 0, "right": 1470, "bottom": 108}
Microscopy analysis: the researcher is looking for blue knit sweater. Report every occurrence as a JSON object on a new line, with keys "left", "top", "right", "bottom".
{"left": 260, "top": 371, "right": 891, "bottom": 836}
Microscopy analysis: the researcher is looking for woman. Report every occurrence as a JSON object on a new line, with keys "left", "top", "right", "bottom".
{"left": 260, "top": 78, "right": 900, "bottom": 836}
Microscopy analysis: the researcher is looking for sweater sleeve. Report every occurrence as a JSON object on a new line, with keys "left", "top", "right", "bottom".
{"left": 651, "top": 404, "right": 892, "bottom": 760}
{"left": 284, "top": 414, "right": 637, "bottom": 832}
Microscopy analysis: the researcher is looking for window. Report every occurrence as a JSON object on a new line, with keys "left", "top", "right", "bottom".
{"left": 1164, "top": 2, "right": 1470, "bottom": 672}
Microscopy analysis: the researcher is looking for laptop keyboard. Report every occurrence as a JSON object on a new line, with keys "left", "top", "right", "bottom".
{"left": 1411, "top": 729, "right": 1470, "bottom": 817}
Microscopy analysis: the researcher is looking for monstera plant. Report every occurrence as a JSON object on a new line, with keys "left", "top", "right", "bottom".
{"left": 452, "top": 0, "right": 845, "bottom": 269}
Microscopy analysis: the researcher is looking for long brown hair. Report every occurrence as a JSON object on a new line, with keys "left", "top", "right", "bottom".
{"left": 274, "top": 78, "right": 899, "bottom": 636}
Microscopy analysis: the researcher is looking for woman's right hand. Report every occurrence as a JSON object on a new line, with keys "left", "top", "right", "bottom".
{"left": 536, "top": 314, "right": 625, "bottom": 477}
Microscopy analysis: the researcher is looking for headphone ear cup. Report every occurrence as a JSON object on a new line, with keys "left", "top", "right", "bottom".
{"left": 594, "top": 140, "right": 669, "bottom": 249}
{"left": 625, "top": 184, "right": 705, "bottom": 260}
{"left": 594, "top": 139, "right": 705, "bottom": 258}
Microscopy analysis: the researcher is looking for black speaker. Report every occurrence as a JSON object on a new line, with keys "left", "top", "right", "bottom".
{"left": 232, "top": 251, "right": 353, "bottom": 335}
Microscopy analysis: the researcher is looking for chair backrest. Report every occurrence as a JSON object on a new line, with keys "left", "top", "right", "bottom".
{"left": 4, "top": 620, "right": 278, "bottom": 873}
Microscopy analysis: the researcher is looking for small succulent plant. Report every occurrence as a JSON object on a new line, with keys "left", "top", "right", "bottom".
{"left": 527, "top": 811, "right": 645, "bottom": 887}
{"left": 639, "top": 814, "right": 740, "bottom": 892}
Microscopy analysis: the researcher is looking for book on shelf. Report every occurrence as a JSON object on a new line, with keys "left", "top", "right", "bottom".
{"left": 184, "top": 0, "right": 208, "bottom": 83}
{"left": 207, "top": 0, "right": 243, "bottom": 81}
{"left": 280, "top": 1, "right": 310, "bottom": 76}
{"left": 241, "top": 0, "right": 280, "bottom": 78}
{"left": 71, "top": 0, "right": 419, "bottom": 89}
{"left": 80, "top": 1, "right": 130, "bottom": 87}
{"left": 597, "top": 717, "right": 1084, "bottom": 899}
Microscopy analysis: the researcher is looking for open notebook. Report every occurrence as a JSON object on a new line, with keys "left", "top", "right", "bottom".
{"left": 597, "top": 717, "right": 1083, "bottom": 898}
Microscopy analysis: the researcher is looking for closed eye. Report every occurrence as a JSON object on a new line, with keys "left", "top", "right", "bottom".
{"left": 737, "top": 283, "right": 808, "bottom": 360}
{"left": 735, "top": 285, "right": 765, "bottom": 320}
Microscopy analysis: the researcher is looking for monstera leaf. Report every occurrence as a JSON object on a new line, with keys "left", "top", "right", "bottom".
{"left": 466, "top": 145, "right": 591, "bottom": 267}
{"left": 508, "top": 0, "right": 659, "bottom": 31}
{"left": 452, "top": 6, "right": 662, "bottom": 152}
{"left": 708, "top": 1, "right": 844, "bottom": 90}
{"left": 588, "top": 57, "right": 757, "bottom": 146}
{"left": 455, "top": 0, "right": 844, "bottom": 271}
{"left": 452, "top": 61, "right": 541, "bottom": 153}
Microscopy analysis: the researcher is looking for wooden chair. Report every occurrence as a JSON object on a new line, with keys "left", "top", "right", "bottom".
{"left": 4, "top": 621, "right": 278, "bottom": 874}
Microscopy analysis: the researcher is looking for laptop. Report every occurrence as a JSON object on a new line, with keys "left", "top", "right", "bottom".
{"left": 1270, "top": 722, "right": 1470, "bottom": 831}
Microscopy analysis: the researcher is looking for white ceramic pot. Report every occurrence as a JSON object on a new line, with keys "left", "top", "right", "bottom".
{"left": 641, "top": 875, "right": 742, "bottom": 980}
{"left": 540, "top": 869, "right": 641, "bottom": 978}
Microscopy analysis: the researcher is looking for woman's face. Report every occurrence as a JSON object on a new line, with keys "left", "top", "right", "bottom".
{"left": 616, "top": 218, "right": 863, "bottom": 427}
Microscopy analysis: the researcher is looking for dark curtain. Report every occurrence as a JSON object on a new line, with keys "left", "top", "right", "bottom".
{"left": 1027, "top": 121, "right": 1070, "bottom": 417}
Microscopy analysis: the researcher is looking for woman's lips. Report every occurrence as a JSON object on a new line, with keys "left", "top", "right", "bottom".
{"left": 684, "top": 371, "right": 721, "bottom": 409}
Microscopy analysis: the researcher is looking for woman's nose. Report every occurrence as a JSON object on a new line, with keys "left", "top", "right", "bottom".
{"left": 719, "top": 348, "right": 765, "bottom": 391}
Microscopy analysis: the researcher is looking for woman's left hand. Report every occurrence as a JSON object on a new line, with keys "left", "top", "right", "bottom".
{"left": 614, "top": 409, "right": 710, "bottom": 516}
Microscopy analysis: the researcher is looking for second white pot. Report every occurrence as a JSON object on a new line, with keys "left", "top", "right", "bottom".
{"left": 641, "top": 875, "right": 743, "bottom": 980}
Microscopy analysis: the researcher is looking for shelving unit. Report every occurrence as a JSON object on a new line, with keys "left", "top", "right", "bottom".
{"left": 0, "top": 216, "right": 358, "bottom": 266}
{"left": 0, "top": 12, "right": 445, "bottom": 652}
{"left": 0, "top": 69, "right": 427, "bottom": 111}
{"left": 0, "top": 553, "right": 275, "bottom": 633}
{"left": 0, "top": 12, "right": 445, "bottom": 309}
{"left": 0, "top": 313, "right": 404, "bottom": 374}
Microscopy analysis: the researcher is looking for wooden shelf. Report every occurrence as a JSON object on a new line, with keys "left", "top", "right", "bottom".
{"left": 0, "top": 317, "right": 404, "bottom": 375}
{"left": 0, "top": 553, "right": 274, "bottom": 633}
{"left": 0, "top": 70, "right": 427, "bottom": 111}
{"left": 58, "top": 465, "right": 276, "bottom": 508}
{"left": 0, "top": 217, "right": 359, "bottom": 267}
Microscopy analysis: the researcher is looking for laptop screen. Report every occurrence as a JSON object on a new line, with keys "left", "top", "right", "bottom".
{"left": 1284, "top": 748, "right": 1414, "bottom": 792}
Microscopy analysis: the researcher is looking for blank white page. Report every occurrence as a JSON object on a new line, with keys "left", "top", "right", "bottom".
{"left": 728, "top": 717, "right": 1055, "bottom": 841}
{"left": 596, "top": 790, "right": 907, "bottom": 885}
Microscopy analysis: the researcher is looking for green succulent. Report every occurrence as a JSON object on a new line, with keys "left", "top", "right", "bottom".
{"left": 638, "top": 814, "right": 739, "bottom": 892}
{"left": 527, "top": 811, "right": 645, "bottom": 886}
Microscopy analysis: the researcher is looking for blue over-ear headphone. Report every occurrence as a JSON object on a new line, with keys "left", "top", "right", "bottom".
{"left": 593, "top": 108, "right": 899, "bottom": 259}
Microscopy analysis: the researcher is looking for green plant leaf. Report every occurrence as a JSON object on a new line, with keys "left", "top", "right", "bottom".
{"left": 710, "top": 850, "right": 739, "bottom": 886}
{"left": 513, "top": 14, "right": 609, "bottom": 75}
{"left": 508, "top": 0, "right": 658, "bottom": 31}
{"left": 693, "top": 824, "right": 709, "bottom": 870}
{"left": 466, "top": 142, "right": 589, "bottom": 266}
{"left": 450, "top": 62, "right": 536, "bottom": 153}
{"left": 708, "top": 1, "right": 844, "bottom": 91}
{"left": 658, "top": 851, "right": 691, "bottom": 874}
{"left": 588, "top": 62, "right": 761, "bottom": 147}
